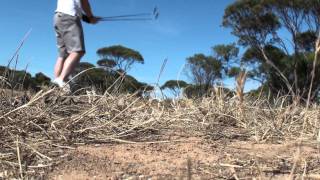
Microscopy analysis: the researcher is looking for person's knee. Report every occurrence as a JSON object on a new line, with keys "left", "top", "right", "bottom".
{"left": 69, "top": 51, "right": 85, "bottom": 59}
{"left": 78, "top": 51, "right": 85, "bottom": 57}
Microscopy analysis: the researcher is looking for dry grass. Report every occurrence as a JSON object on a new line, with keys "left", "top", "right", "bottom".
{"left": 236, "top": 70, "right": 247, "bottom": 106}
{"left": 0, "top": 86, "right": 320, "bottom": 178}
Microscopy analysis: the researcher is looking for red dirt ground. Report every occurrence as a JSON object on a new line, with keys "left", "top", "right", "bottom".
{"left": 49, "top": 136, "right": 320, "bottom": 180}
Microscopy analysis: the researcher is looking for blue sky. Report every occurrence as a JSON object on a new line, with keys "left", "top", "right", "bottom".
{"left": 0, "top": 0, "right": 260, "bottom": 90}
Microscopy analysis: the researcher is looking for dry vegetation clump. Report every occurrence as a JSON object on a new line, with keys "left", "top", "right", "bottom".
{"left": 0, "top": 87, "right": 320, "bottom": 178}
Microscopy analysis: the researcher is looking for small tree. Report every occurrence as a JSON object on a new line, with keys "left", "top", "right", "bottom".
{"left": 34, "top": 72, "right": 51, "bottom": 86}
{"left": 97, "top": 59, "right": 116, "bottom": 71}
{"left": 212, "top": 43, "right": 240, "bottom": 78}
{"left": 73, "top": 62, "right": 108, "bottom": 93}
{"left": 119, "top": 75, "right": 154, "bottom": 96}
{"left": 76, "top": 62, "right": 95, "bottom": 71}
{"left": 161, "top": 80, "right": 188, "bottom": 97}
{"left": 223, "top": 0, "right": 320, "bottom": 101}
{"left": 213, "top": 44, "right": 239, "bottom": 64}
{"left": 185, "top": 54, "right": 222, "bottom": 89}
{"left": 184, "top": 44, "right": 240, "bottom": 97}
{"left": 97, "top": 45, "right": 144, "bottom": 72}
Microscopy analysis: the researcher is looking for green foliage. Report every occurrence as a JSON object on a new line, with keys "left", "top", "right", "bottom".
{"left": 183, "top": 84, "right": 234, "bottom": 99}
{"left": 213, "top": 43, "right": 239, "bottom": 63}
{"left": 212, "top": 44, "right": 240, "bottom": 77}
{"left": 228, "top": 67, "right": 241, "bottom": 77}
{"left": 97, "top": 45, "right": 144, "bottom": 72}
{"left": 11, "top": 71, "right": 33, "bottom": 90}
{"left": 186, "top": 53, "right": 222, "bottom": 88}
{"left": 97, "top": 59, "right": 116, "bottom": 69}
{"left": 73, "top": 62, "right": 114, "bottom": 92}
{"left": 34, "top": 73, "right": 51, "bottom": 86}
{"left": 72, "top": 45, "right": 149, "bottom": 96}
{"left": 0, "top": 65, "right": 37, "bottom": 90}
{"left": 184, "top": 44, "right": 240, "bottom": 97}
{"left": 184, "top": 84, "right": 211, "bottom": 98}
{"left": 77, "top": 62, "right": 95, "bottom": 70}
{"left": 72, "top": 62, "right": 153, "bottom": 96}
{"left": 119, "top": 75, "right": 154, "bottom": 95}
{"left": 0, "top": 45, "right": 149, "bottom": 96}
{"left": 296, "top": 31, "right": 317, "bottom": 52}
{"left": 161, "top": 80, "right": 188, "bottom": 90}
{"left": 161, "top": 80, "right": 188, "bottom": 97}
{"left": 222, "top": 0, "right": 320, "bottom": 101}
{"left": 223, "top": 0, "right": 280, "bottom": 46}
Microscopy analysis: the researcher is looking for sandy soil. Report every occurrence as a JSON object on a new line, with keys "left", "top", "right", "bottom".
{"left": 49, "top": 136, "right": 320, "bottom": 180}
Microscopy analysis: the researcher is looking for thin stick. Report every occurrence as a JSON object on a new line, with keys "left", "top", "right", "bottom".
{"left": 289, "top": 142, "right": 301, "bottom": 180}
{"left": 219, "top": 163, "right": 243, "bottom": 168}
{"left": 7, "top": 29, "right": 32, "bottom": 66}
{"left": 16, "top": 136, "right": 23, "bottom": 179}
{"left": 3, "top": 29, "right": 32, "bottom": 83}
{"left": 20, "top": 142, "right": 53, "bottom": 161}
{"left": 306, "top": 31, "right": 320, "bottom": 108}
{"left": 19, "top": 63, "right": 30, "bottom": 92}
{"left": 156, "top": 58, "right": 168, "bottom": 99}
{"left": 75, "top": 97, "right": 141, "bottom": 132}
{"left": 156, "top": 58, "right": 168, "bottom": 86}
{"left": 2, "top": 161, "right": 53, "bottom": 169}
{"left": 0, "top": 88, "right": 55, "bottom": 119}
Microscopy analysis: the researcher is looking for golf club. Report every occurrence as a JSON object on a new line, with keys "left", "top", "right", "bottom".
{"left": 82, "top": 7, "right": 159, "bottom": 23}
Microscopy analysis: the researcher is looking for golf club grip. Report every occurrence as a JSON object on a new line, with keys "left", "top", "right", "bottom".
{"left": 82, "top": 15, "right": 90, "bottom": 23}
{"left": 101, "top": 18, "right": 153, "bottom": 21}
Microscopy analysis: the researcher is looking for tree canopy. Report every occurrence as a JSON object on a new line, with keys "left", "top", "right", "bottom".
{"left": 97, "top": 45, "right": 144, "bottom": 72}
{"left": 161, "top": 80, "right": 188, "bottom": 97}
{"left": 185, "top": 54, "right": 222, "bottom": 88}
{"left": 222, "top": 0, "right": 320, "bottom": 101}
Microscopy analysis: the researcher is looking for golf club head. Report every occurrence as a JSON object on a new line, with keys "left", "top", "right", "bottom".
{"left": 153, "top": 6, "right": 159, "bottom": 20}
{"left": 154, "top": 12, "right": 159, "bottom": 20}
{"left": 153, "top": 6, "right": 158, "bottom": 15}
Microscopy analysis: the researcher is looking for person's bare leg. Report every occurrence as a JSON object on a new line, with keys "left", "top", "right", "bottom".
{"left": 54, "top": 57, "right": 65, "bottom": 78}
{"left": 58, "top": 51, "right": 84, "bottom": 81}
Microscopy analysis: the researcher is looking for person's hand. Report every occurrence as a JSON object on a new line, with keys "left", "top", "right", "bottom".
{"left": 89, "top": 16, "right": 100, "bottom": 24}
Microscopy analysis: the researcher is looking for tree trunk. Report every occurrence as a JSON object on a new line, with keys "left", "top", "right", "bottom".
{"left": 258, "top": 46, "right": 295, "bottom": 98}
{"left": 306, "top": 32, "right": 320, "bottom": 108}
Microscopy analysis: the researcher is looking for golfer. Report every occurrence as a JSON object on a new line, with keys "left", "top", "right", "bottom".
{"left": 53, "top": 0, "right": 98, "bottom": 90}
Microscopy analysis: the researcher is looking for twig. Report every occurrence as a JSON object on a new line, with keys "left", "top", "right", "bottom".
{"left": 16, "top": 136, "right": 23, "bottom": 179}
{"left": 219, "top": 163, "right": 243, "bottom": 168}
{"left": 0, "top": 88, "right": 55, "bottom": 119}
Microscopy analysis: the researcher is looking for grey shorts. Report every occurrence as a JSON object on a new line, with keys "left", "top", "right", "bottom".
{"left": 54, "top": 12, "right": 85, "bottom": 59}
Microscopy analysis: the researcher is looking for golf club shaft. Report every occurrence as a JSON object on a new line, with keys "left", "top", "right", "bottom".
{"left": 82, "top": 7, "right": 158, "bottom": 23}
{"left": 99, "top": 18, "right": 153, "bottom": 21}
{"left": 102, "top": 13, "right": 152, "bottom": 19}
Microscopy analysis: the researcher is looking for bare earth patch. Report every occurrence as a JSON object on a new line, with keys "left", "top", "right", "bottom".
{"left": 50, "top": 136, "right": 320, "bottom": 179}
{"left": 2, "top": 90, "right": 320, "bottom": 179}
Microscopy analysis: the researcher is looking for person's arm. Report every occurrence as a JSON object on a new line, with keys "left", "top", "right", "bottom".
{"left": 81, "top": 0, "right": 98, "bottom": 24}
